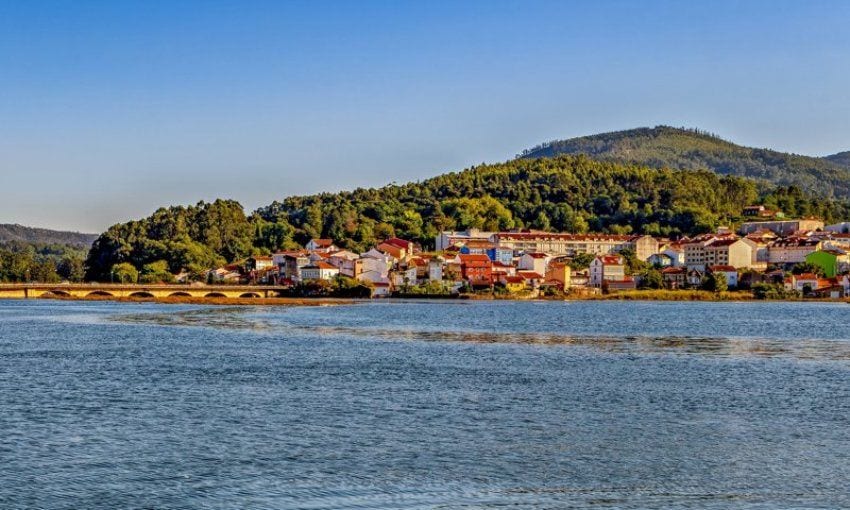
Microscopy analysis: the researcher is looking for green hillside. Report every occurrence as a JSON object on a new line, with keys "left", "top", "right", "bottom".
{"left": 84, "top": 155, "right": 850, "bottom": 281}
{"left": 0, "top": 223, "right": 97, "bottom": 248}
{"left": 0, "top": 224, "right": 96, "bottom": 283}
{"left": 520, "top": 126, "right": 850, "bottom": 198}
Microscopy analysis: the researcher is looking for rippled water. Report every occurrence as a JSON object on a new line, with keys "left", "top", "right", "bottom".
{"left": 1, "top": 299, "right": 849, "bottom": 509}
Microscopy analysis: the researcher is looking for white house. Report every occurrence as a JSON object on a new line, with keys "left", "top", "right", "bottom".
{"left": 684, "top": 236, "right": 753, "bottom": 271}
{"left": 360, "top": 250, "right": 393, "bottom": 280}
{"left": 370, "top": 282, "right": 392, "bottom": 297}
{"left": 358, "top": 269, "right": 390, "bottom": 286}
{"left": 327, "top": 250, "right": 361, "bottom": 278}
{"left": 428, "top": 257, "right": 444, "bottom": 282}
{"left": 589, "top": 255, "right": 625, "bottom": 287}
{"left": 768, "top": 238, "right": 822, "bottom": 265}
{"left": 305, "top": 238, "right": 338, "bottom": 252}
{"left": 647, "top": 253, "right": 675, "bottom": 267}
{"left": 518, "top": 253, "right": 551, "bottom": 275}
{"left": 300, "top": 261, "right": 339, "bottom": 281}
{"left": 391, "top": 267, "right": 418, "bottom": 288}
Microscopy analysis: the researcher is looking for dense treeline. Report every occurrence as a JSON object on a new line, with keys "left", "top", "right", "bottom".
{"left": 522, "top": 126, "right": 850, "bottom": 198}
{"left": 84, "top": 199, "right": 258, "bottom": 281}
{"left": 82, "top": 155, "right": 850, "bottom": 282}
{"left": 0, "top": 241, "right": 87, "bottom": 283}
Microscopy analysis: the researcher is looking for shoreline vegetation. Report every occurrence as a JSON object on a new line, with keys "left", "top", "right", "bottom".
{"left": 35, "top": 294, "right": 358, "bottom": 306}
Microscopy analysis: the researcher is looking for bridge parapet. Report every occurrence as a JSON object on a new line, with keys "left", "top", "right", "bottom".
{"left": 0, "top": 284, "right": 288, "bottom": 300}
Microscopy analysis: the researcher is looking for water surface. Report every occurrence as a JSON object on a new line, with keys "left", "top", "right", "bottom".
{"left": 1, "top": 300, "right": 849, "bottom": 509}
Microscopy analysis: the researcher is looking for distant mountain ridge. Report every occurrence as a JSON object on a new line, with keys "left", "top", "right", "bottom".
{"left": 0, "top": 223, "right": 97, "bottom": 248}
{"left": 520, "top": 126, "right": 850, "bottom": 199}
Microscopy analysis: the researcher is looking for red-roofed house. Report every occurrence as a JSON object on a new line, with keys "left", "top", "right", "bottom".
{"left": 378, "top": 238, "right": 417, "bottom": 260}
{"left": 492, "top": 260, "right": 517, "bottom": 276}
{"left": 517, "top": 271, "right": 544, "bottom": 289}
{"left": 458, "top": 253, "right": 493, "bottom": 287}
{"left": 707, "top": 265, "right": 739, "bottom": 288}
{"left": 589, "top": 255, "right": 625, "bottom": 287}
{"left": 501, "top": 275, "right": 527, "bottom": 293}
{"left": 606, "top": 276, "right": 636, "bottom": 292}
{"left": 661, "top": 266, "right": 687, "bottom": 289}
{"left": 785, "top": 273, "right": 820, "bottom": 294}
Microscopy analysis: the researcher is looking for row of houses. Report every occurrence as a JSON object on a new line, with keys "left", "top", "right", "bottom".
{"left": 215, "top": 235, "right": 618, "bottom": 296}
{"left": 206, "top": 212, "right": 850, "bottom": 297}
{"left": 437, "top": 226, "right": 850, "bottom": 270}
{"left": 432, "top": 225, "right": 850, "bottom": 295}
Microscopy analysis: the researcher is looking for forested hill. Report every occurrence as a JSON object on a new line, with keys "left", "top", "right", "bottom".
{"left": 825, "top": 151, "right": 850, "bottom": 170}
{"left": 0, "top": 224, "right": 97, "bottom": 248}
{"left": 519, "top": 126, "right": 850, "bottom": 199}
{"left": 85, "top": 155, "right": 850, "bottom": 281}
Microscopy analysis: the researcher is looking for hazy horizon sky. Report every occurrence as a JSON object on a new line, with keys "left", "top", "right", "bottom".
{"left": 2, "top": 0, "right": 849, "bottom": 232}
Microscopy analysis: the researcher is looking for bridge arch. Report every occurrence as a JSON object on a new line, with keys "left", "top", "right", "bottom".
{"left": 239, "top": 292, "right": 261, "bottom": 298}
{"left": 129, "top": 291, "right": 155, "bottom": 299}
{"left": 41, "top": 290, "right": 71, "bottom": 297}
{"left": 205, "top": 292, "right": 227, "bottom": 298}
{"left": 87, "top": 290, "right": 114, "bottom": 297}
{"left": 168, "top": 291, "right": 192, "bottom": 297}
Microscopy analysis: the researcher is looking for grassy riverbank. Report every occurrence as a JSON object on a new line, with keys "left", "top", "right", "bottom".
{"left": 578, "top": 290, "right": 756, "bottom": 301}
{"left": 40, "top": 294, "right": 357, "bottom": 306}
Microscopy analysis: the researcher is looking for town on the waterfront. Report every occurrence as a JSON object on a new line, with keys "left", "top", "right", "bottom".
{"left": 174, "top": 208, "right": 850, "bottom": 300}
{"left": 5, "top": 207, "right": 850, "bottom": 302}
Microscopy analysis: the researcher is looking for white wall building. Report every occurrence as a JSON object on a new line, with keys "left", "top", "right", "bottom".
{"left": 589, "top": 255, "right": 625, "bottom": 287}
{"left": 517, "top": 253, "right": 551, "bottom": 275}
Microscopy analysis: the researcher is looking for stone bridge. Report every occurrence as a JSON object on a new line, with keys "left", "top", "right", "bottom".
{"left": 0, "top": 283, "right": 289, "bottom": 300}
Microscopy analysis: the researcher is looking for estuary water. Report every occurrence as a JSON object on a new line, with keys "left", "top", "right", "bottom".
{"left": 1, "top": 299, "right": 849, "bottom": 509}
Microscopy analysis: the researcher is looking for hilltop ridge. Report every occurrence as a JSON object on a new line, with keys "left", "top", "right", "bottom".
{"left": 0, "top": 223, "right": 97, "bottom": 248}
{"left": 824, "top": 151, "right": 850, "bottom": 170}
{"left": 519, "top": 126, "right": 850, "bottom": 198}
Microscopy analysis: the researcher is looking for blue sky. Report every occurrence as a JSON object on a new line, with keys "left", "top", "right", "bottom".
{"left": 1, "top": 0, "right": 849, "bottom": 232}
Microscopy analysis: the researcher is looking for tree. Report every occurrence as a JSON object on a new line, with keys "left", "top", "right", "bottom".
{"left": 532, "top": 210, "right": 551, "bottom": 231}
{"left": 638, "top": 268, "right": 663, "bottom": 289}
{"left": 195, "top": 199, "right": 253, "bottom": 262}
{"left": 57, "top": 255, "right": 85, "bottom": 282}
{"left": 374, "top": 222, "right": 395, "bottom": 241}
{"left": 112, "top": 262, "right": 139, "bottom": 283}
{"left": 570, "top": 252, "right": 595, "bottom": 270}
{"left": 701, "top": 271, "right": 728, "bottom": 293}
{"left": 791, "top": 262, "right": 824, "bottom": 277}
{"left": 29, "top": 260, "right": 60, "bottom": 283}
{"left": 752, "top": 283, "right": 799, "bottom": 300}
{"left": 139, "top": 260, "right": 176, "bottom": 284}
